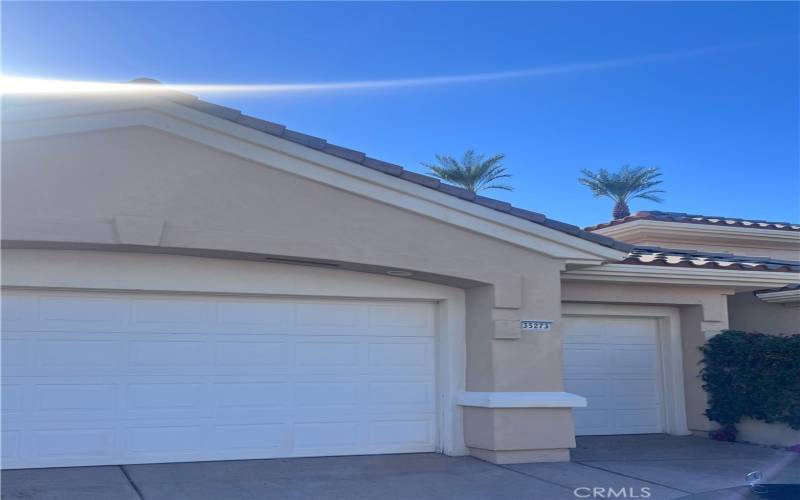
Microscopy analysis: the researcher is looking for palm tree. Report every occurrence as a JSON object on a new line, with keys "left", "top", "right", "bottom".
{"left": 422, "top": 150, "right": 512, "bottom": 193}
{"left": 578, "top": 165, "right": 665, "bottom": 219}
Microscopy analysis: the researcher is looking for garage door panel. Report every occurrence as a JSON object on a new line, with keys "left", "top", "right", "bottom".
{"left": 564, "top": 315, "right": 663, "bottom": 436}
{"left": 35, "top": 428, "right": 116, "bottom": 461}
{"left": 605, "top": 318, "right": 657, "bottom": 344}
{"left": 210, "top": 423, "right": 287, "bottom": 451}
{"left": 2, "top": 430, "right": 22, "bottom": 462}
{"left": 611, "top": 347, "right": 657, "bottom": 372}
{"left": 610, "top": 378, "right": 659, "bottom": 396}
{"left": 369, "top": 419, "right": 434, "bottom": 446}
{"left": 216, "top": 301, "right": 291, "bottom": 327}
{"left": 2, "top": 290, "right": 438, "bottom": 468}
{"left": 368, "top": 341, "right": 434, "bottom": 369}
{"left": 573, "top": 409, "right": 611, "bottom": 433}
{"left": 562, "top": 346, "right": 606, "bottom": 373}
{"left": 35, "top": 383, "right": 117, "bottom": 413}
{"left": 130, "top": 339, "right": 211, "bottom": 367}
{"left": 1, "top": 338, "right": 27, "bottom": 368}
{"left": 564, "top": 378, "right": 608, "bottom": 399}
{"left": 613, "top": 396, "right": 660, "bottom": 410}
{"left": 213, "top": 340, "right": 288, "bottom": 366}
{"left": 213, "top": 382, "right": 291, "bottom": 409}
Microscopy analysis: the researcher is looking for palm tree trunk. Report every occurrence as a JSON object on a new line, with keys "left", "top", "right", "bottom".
{"left": 612, "top": 200, "right": 630, "bottom": 219}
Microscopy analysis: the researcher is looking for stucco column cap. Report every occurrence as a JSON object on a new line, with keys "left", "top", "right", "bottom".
{"left": 456, "top": 391, "right": 587, "bottom": 409}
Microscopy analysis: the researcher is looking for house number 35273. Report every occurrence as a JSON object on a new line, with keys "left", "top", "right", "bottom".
{"left": 521, "top": 320, "right": 553, "bottom": 332}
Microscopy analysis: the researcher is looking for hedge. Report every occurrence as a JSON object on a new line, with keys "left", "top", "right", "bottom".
{"left": 699, "top": 330, "right": 800, "bottom": 440}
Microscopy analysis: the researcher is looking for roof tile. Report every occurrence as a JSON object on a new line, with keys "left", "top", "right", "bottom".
{"left": 437, "top": 183, "right": 476, "bottom": 201}
{"left": 474, "top": 195, "right": 512, "bottom": 212}
{"left": 399, "top": 170, "right": 441, "bottom": 189}
{"left": 236, "top": 115, "right": 287, "bottom": 136}
{"left": 190, "top": 100, "right": 242, "bottom": 121}
{"left": 323, "top": 144, "right": 367, "bottom": 164}
{"left": 363, "top": 157, "right": 403, "bottom": 176}
{"left": 282, "top": 129, "right": 327, "bottom": 150}
{"left": 508, "top": 207, "right": 546, "bottom": 223}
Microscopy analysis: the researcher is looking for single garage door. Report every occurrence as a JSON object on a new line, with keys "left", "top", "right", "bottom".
{"left": 563, "top": 315, "right": 663, "bottom": 435}
{"left": 1, "top": 289, "right": 437, "bottom": 469}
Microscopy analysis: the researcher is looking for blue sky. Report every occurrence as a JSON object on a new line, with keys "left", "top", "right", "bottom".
{"left": 3, "top": 2, "right": 798, "bottom": 227}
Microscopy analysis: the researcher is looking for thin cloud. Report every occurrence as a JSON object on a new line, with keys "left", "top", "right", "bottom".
{"left": 0, "top": 38, "right": 785, "bottom": 96}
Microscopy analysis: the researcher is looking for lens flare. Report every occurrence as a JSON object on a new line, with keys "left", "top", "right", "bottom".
{"left": 0, "top": 38, "right": 784, "bottom": 96}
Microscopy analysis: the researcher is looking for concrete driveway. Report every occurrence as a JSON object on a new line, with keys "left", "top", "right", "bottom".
{"left": 3, "top": 435, "right": 798, "bottom": 500}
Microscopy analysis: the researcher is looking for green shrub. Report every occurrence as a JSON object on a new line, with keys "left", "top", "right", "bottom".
{"left": 699, "top": 330, "right": 800, "bottom": 435}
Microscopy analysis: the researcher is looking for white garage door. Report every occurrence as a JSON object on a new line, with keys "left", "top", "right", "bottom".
{"left": 1, "top": 290, "right": 438, "bottom": 469}
{"left": 563, "top": 316, "right": 663, "bottom": 435}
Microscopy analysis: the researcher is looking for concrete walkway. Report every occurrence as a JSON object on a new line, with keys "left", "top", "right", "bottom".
{"left": 3, "top": 435, "right": 798, "bottom": 500}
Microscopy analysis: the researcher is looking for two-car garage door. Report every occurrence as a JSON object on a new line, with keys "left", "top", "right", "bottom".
{"left": 2, "top": 290, "right": 438, "bottom": 469}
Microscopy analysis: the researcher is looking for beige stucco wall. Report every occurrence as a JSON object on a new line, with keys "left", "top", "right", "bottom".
{"left": 2, "top": 125, "right": 578, "bottom": 462}
{"left": 728, "top": 291, "right": 800, "bottom": 335}
{"left": 561, "top": 281, "right": 734, "bottom": 434}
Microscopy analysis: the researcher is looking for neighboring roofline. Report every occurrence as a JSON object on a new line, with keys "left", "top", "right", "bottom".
{"left": 3, "top": 92, "right": 630, "bottom": 263}
{"left": 562, "top": 263, "right": 799, "bottom": 289}
{"left": 754, "top": 284, "right": 800, "bottom": 305}
{"left": 589, "top": 219, "right": 800, "bottom": 250}
{"left": 623, "top": 246, "right": 800, "bottom": 272}
{"left": 586, "top": 211, "right": 800, "bottom": 233}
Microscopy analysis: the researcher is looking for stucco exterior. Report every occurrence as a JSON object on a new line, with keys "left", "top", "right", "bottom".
{"left": 3, "top": 105, "right": 608, "bottom": 463}
{"left": 2, "top": 94, "right": 797, "bottom": 466}
{"left": 728, "top": 291, "right": 800, "bottom": 335}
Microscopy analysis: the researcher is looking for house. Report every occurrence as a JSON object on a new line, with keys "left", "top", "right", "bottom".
{"left": 2, "top": 85, "right": 798, "bottom": 469}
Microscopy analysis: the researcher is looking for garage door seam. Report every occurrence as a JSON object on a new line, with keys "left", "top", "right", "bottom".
{"left": 574, "top": 460, "right": 692, "bottom": 494}
{"left": 119, "top": 465, "right": 146, "bottom": 500}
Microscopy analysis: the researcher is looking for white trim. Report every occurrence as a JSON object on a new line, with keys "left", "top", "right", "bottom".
{"left": 456, "top": 391, "right": 587, "bottom": 408}
{"left": 593, "top": 219, "right": 800, "bottom": 246}
{"left": 1, "top": 249, "right": 470, "bottom": 456}
{"left": 561, "top": 303, "right": 690, "bottom": 436}
{"left": 563, "top": 263, "right": 800, "bottom": 288}
{"left": 755, "top": 288, "right": 800, "bottom": 305}
{"left": 3, "top": 98, "right": 626, "bottom": 263}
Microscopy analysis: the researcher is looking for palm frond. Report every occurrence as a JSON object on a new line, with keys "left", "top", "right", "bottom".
{"left": 578, "top": 165, "right": 666, "bottom": 217}
{"left": 423, "top": 151, "right": 512, "bottom": 193}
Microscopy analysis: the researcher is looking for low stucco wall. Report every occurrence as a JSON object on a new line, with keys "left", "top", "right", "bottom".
{"left": 737, "top": 418, "right": 800, "bottom": 448}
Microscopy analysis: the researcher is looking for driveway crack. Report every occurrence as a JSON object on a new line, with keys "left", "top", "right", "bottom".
{"left": 119, "top": 465, "right": 146, "bottom": 500}
{"left": 574, "top": 460, "right": 693, "bottom": 495}
{"left": 490, "top": 462, "right": 577, "bottom": 493}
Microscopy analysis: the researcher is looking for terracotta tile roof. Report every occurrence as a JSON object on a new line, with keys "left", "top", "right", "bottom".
{"left": 586, "top": 211, "right": 800, "bottom": 232}
{"left": 622, "top": 246, "right": 800, "bottom": 272}
{"left": 122, "top": 80, "right": 632, "bottom": 253}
